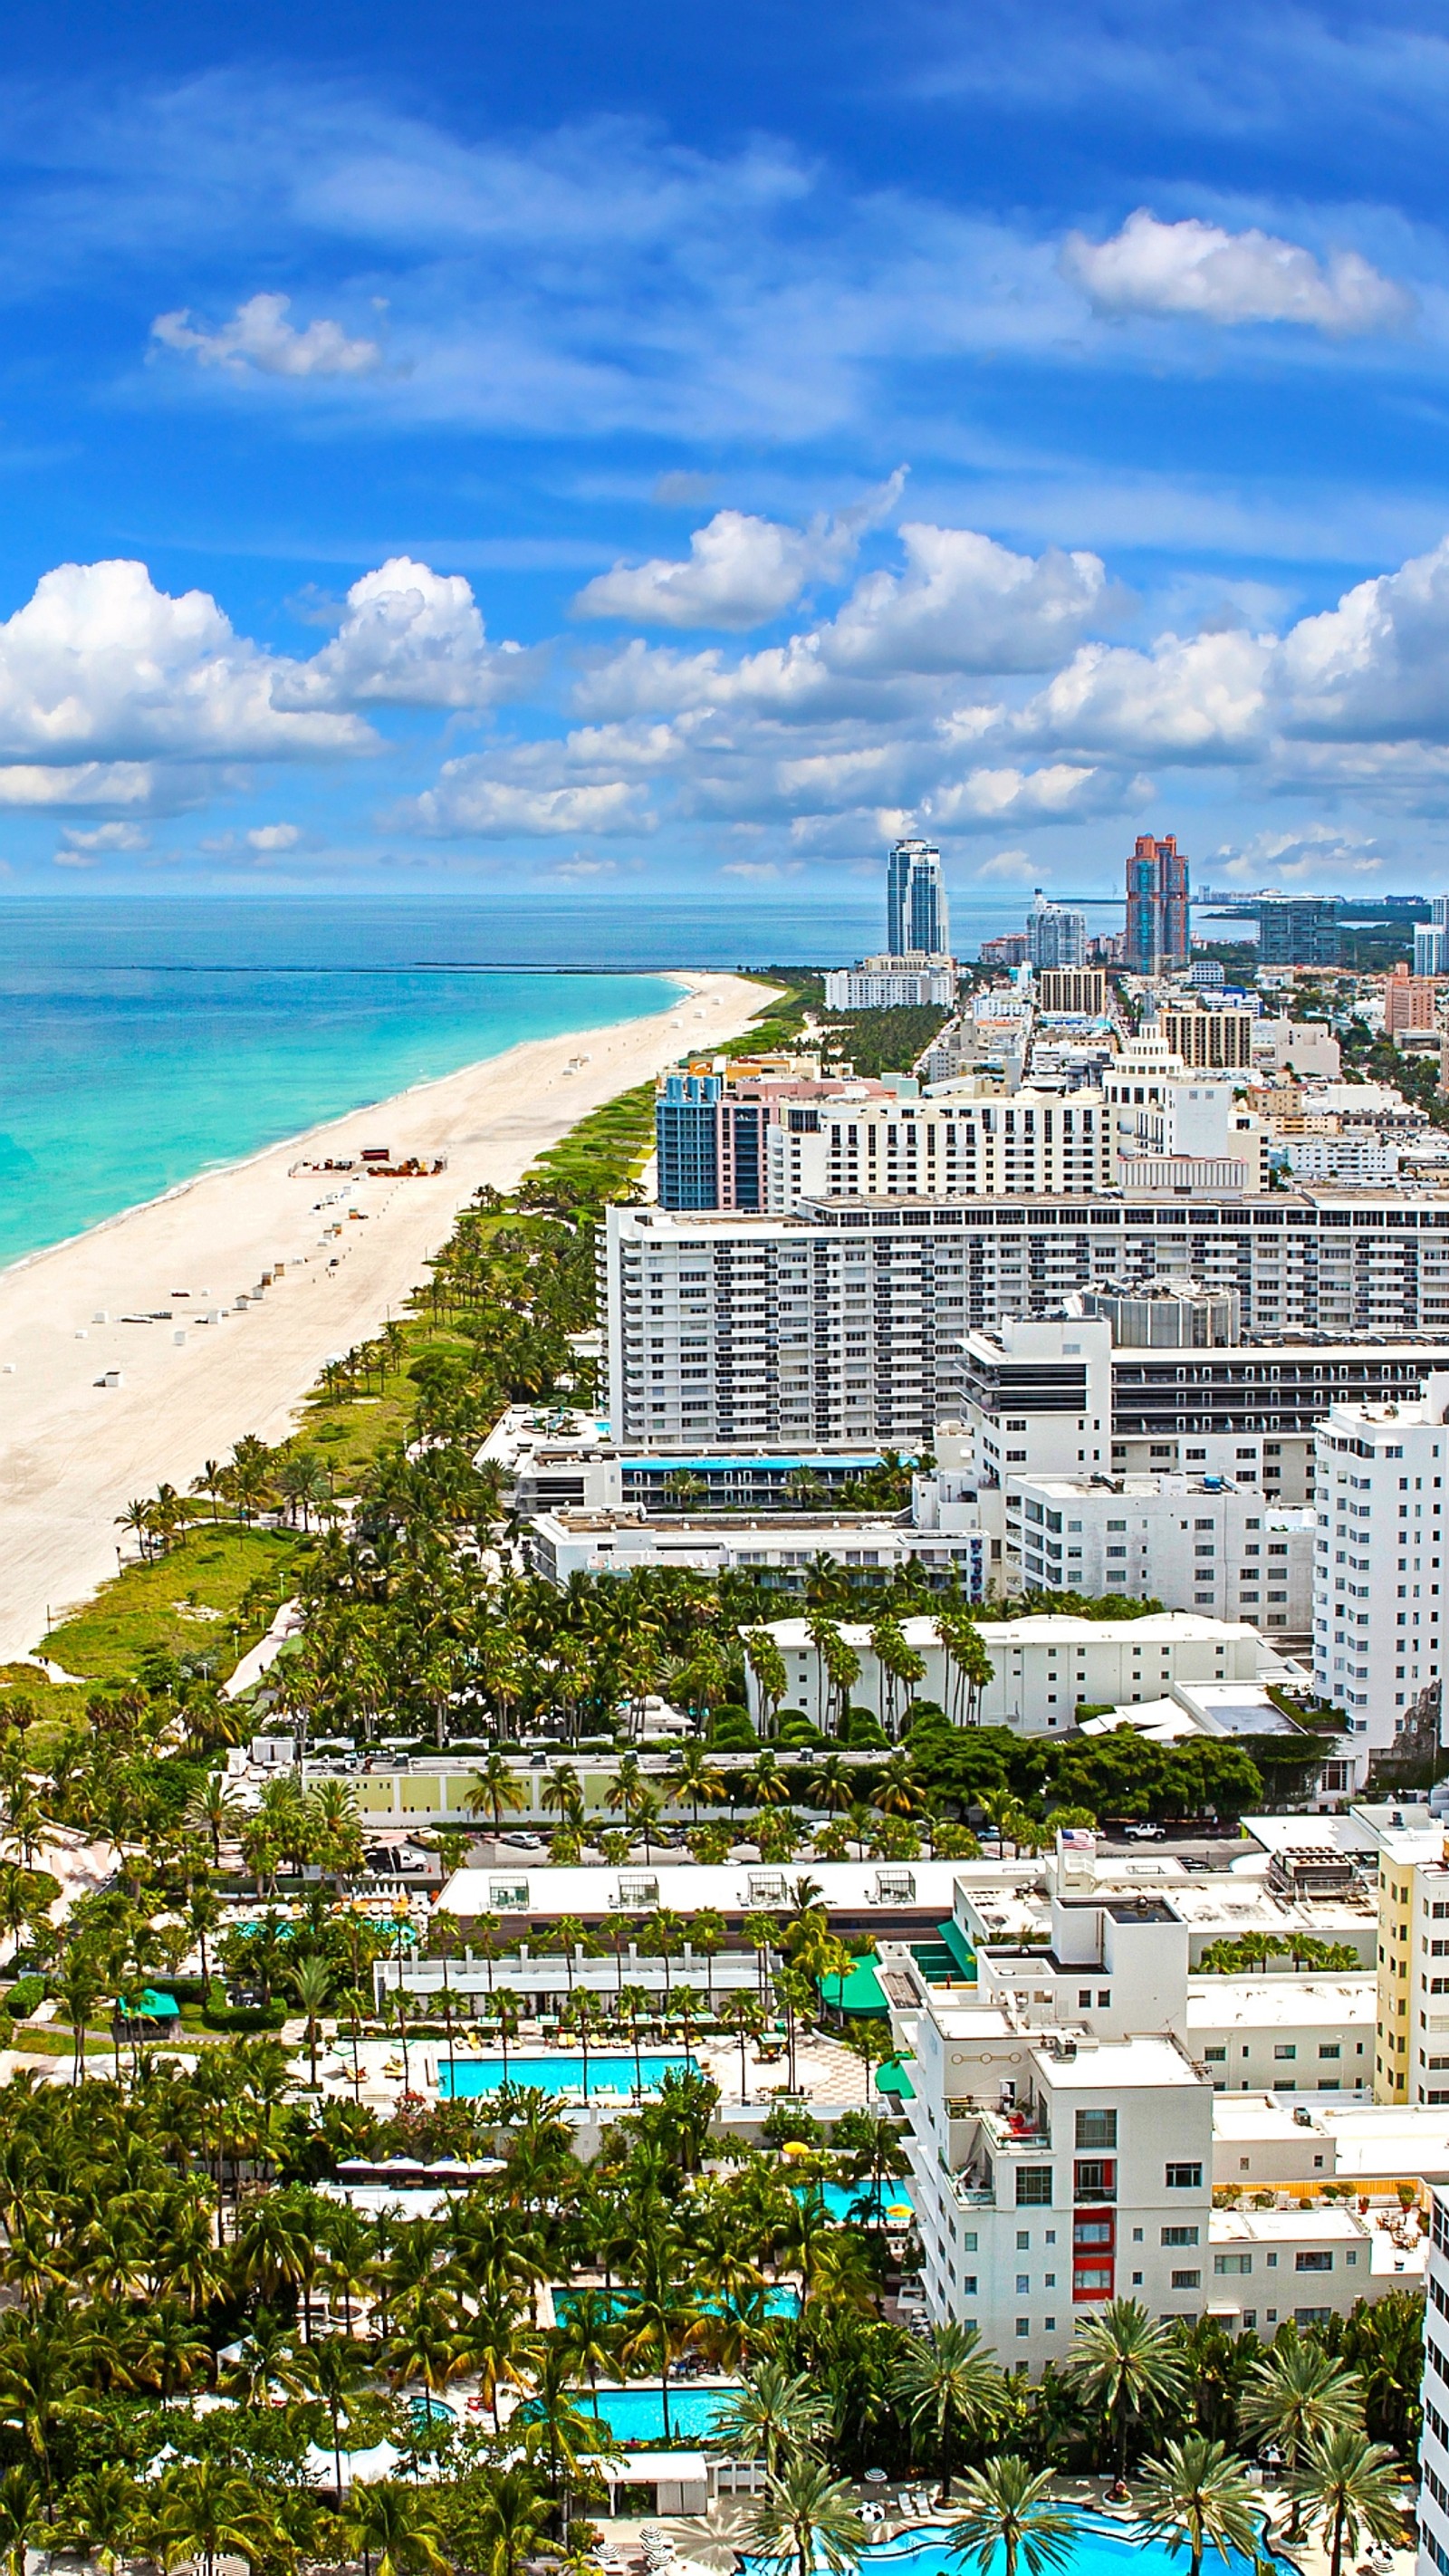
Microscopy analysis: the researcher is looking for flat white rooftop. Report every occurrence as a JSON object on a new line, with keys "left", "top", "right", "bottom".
{"left": 440, "top": 1858, "right": 971, "bottom": 1918}
{"left": 1185, "top": 1978, "right": 1374, "bottom": 2032}
{"left": 1029, "top": 2033, "right": 1202, "bottom": 2089}
{"left": 1211, "top": 2206, "right": 1367, "bottom": 2244}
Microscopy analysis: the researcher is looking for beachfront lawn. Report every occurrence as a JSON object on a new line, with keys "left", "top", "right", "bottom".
{"left": 38, "top": 1523, "right": 302, "bottom": 1688}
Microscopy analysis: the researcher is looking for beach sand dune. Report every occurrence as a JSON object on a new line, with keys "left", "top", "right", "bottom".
{"left": 0, "top": 968, "right": 766, "bottom": 1663}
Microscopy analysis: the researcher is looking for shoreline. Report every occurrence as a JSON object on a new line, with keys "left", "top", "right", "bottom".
{"left": 0, "top": 969, "right": 693, "bottom": 1284}
{"left": 0, "top": 967, "right": 768, "bottom": 1663}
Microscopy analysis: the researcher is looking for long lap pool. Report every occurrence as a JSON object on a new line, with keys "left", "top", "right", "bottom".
{"left": 748, "top": 2514, "right": 1269, "bottom": 2576}
{"left": 438, "top": 2052, "right": 692, "bottom": 2099}
{"left": 529, "top": 2382, "right": 735, "bottom": 2443}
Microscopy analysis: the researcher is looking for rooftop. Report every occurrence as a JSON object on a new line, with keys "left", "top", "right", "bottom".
{"left": 767, "top": 1610, "right": 1274, "bottom": 1649}
{"left": 438, "top": 1858, "right": 970, "bottom": 1921}
{"left": 1185, "top": 1978, "right": 1374, "bottom": 2031}
{"left": 1210, "top": 2206, "right": 1369, "bottom": 2244}
{"left": 1029, "top": 2033, "right": 1203, "bottom": 2089}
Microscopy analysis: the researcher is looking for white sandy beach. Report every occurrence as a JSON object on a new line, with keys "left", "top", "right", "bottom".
{"left": 0, "top": 968, "right": 766, "bottom": 1663}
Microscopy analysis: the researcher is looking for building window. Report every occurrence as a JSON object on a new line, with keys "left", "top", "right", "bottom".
{"left": 1161, "top": 2226, "right": 1199, "bottom": 2247}
{"left": 1214, "top": 2253, "right": 1253, "bottom": 2275}
{"left": 1166, "top": 2163, "right": 1203, "bottom": 2190}
{"left": 1017, "top": 2170, "right": 1053, "bottom": 2206}
{"left": 1171, "top": 2269, "right": 1202, "bottom": 2291}
{"left": 1295, "top": 2251, "right": 1332, "bottom": 2273}
{"left": 1075, "top": 2110, "right": 1118, "bottom": 2149}
{"left": 1074, "top": 2160, "right": 1116, "bottom": 2202}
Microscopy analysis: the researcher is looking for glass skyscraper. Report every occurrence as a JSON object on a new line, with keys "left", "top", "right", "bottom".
{"left": 887, "top": 837, "right": 950, "bottom": 956}
{"left": 1125, "top": 833, "right": 1190, "bottom": 974}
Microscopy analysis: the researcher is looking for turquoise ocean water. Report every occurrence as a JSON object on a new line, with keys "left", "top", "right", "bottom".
{"left": 0, "top": 888, "right": 1150, "bottom": 1273}
{"left": 0, "top": 904, "right": 678, "bottom": 1271}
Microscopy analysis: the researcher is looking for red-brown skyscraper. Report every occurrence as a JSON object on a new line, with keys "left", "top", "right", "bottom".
{"left": 1125, "top": 833, "right": 1190, "bottom": 974}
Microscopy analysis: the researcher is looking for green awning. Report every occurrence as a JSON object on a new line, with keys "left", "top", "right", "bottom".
{"left": 876, "top": 2057, "right": 916, "bottom": 2100}
{"left": 817, "top": 1956, "right": 888, "bottom": 2015}
{"left": 936, "top": 1918, "right": 978, "bottom": 1981}
{"left": 117, "top": 1987, "right": 180, "bottom": 2022}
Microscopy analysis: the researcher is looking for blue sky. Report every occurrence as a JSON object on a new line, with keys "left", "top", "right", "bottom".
{"left": 7, "top": 0, "right": 1449, "bottom": 908}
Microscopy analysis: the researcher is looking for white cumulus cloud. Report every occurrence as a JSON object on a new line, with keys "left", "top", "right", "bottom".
{"left": 572, "top": 471, "right": 907, "bottom": 630}
{"left": 57, "top": 821, "right": 150, "bottom": 851}
{"left": 819, "top": 523, "right": 1108, "bottom": 676}
{"left": 1061, "top": 209, "right": 1411, "bottom": 334}
{"left": 925, "top": 762, "right": 1144, "bottom": 829}
{"left": 151, "top": 292, "right": 384, "bottom": 378}
{"left": 275, "top": 558, "right": 533, "bottom": 710}
{"left": 1011, "top": 627, "right": 1272, "bottom": 760}
{"left": 405, "top": 762, "right": 652, "bottom": 838}
{"left": 0, "top": 560, "right": 369, "bottom": 773}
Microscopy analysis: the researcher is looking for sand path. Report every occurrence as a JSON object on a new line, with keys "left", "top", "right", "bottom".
{"left": 0, "top": 968, "right": 765, "bottom": 1661}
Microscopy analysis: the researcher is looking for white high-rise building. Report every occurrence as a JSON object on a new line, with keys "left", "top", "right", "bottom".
{"left": 888, "top": 838, "right": 950, "bottom": 959}
{"left": 1027, "top": 892, "right": 1087, "bottom": 973}
{"left": 1006, "top": 1471, "right": 1313, "bottom": 1635}
{"left": 1103, "top": 1029, "right": 1266, "bottom": 1191}
{"left": 601, "top": 1198, "right": 1449, "bottom": 1455}
{"left": 1312, "top": 1376, "right": 1449, "bottom": 1778}
{"left": 760, "top": 1088, "right": 1116, "bottom": 1211}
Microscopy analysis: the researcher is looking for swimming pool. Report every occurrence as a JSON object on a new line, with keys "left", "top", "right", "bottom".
{"left": 543, "top": 2382, "right": 736, "bottom": 2444}
{"left": 798, "top": 2180, "right": 914, "bottom": 2225}
{"left": 553, "top": 2285, "right": 798, "bottom": 2324}
{"left": 767, "top": 2515, "right": 1267, "bottom": 2576}
{"left": 438, "top": 2052, "right": 693, "bottom": 2099}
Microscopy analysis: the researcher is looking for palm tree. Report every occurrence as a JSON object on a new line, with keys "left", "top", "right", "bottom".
{"left": 751, "top": 2454, "right": 865, "bottom": 2576}
{"left": 287, "top": 1950, "right": 333, "bottom": 2086}
{"left": 710, "top": 2360, "right": 826, "bottom": 2477}
{"left": 186, "top": 1770, "right": 241, "bottom": 1868}
{"left": 744, "top": 1629, "right": 789, "bottom": 1735}
{"left": 938, "top": 1607, "right": 994, "bottom": 1726}
{"left": 618, "top": 2235, "right": 700, "bottom": 2441}
{"left": 948, "top": 2457, "right": 1075, "bottom": 2576}
{"left": 893, "top": 2321, "right": 1004, "bottom": 2501}
{"left": 387, "top": 2295, "right": 468, "bottom": 2426}
{"left": 472, "top": 2462, "right": 553, "bottom": 2576}
{"left": 673, "top": 1743, "right": 726, "bottom": 1826}
{"left": 1068, "top": 2298, "right": 1187, "bottom": 2483}
{"left": 1239, "top": 2327, "right": 1364, "bottom": 2536}
{"left": 1136, "top": 2437, "right": 1263, "bottom": 2576}
{"left": 471, "top": 2287, "right": 542, "bottom": 2435}
{"left": 558, "top": 2286, "right": 621, "bottom": 2414}
{"left": 722, "top": 1992, "right": 765, "bottom": 2104}
{"left": 1288, "top": 2427, "right": 1405, "bottom": 2576}
{"left": 303, "top": 2331, "right": 373, "bottom": 2494}
{"left": 345, "top": 2480, "right": 447, "bottom": 2576}
{"left": 149, "top": 2457, "right": 282, "bottom": 2576}
{"left": 464, "top": 1754, "right": 528, "bottom": 1835}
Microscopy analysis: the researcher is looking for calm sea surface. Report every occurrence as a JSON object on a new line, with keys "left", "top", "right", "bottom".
{"left": 0, "top": 904, "right": 687, "bottom": 1269}
{"left": 0, "top": 891, "right": 1143, "bottom": 1270}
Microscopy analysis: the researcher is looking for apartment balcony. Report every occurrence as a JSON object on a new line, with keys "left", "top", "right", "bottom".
{"left": 978, "top": 2103, "right": 1052, "bottom": 2157}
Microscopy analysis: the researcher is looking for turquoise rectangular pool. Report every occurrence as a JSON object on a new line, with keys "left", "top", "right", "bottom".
{"left": 748, "top": 2514, "right": 1270, "bottom": 2576}
{"left": 439, "top": 2052, "right": 692, "bottom": 2099}
{"left": 557, "top": 2383, "right": 734, "bottom": 2444}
